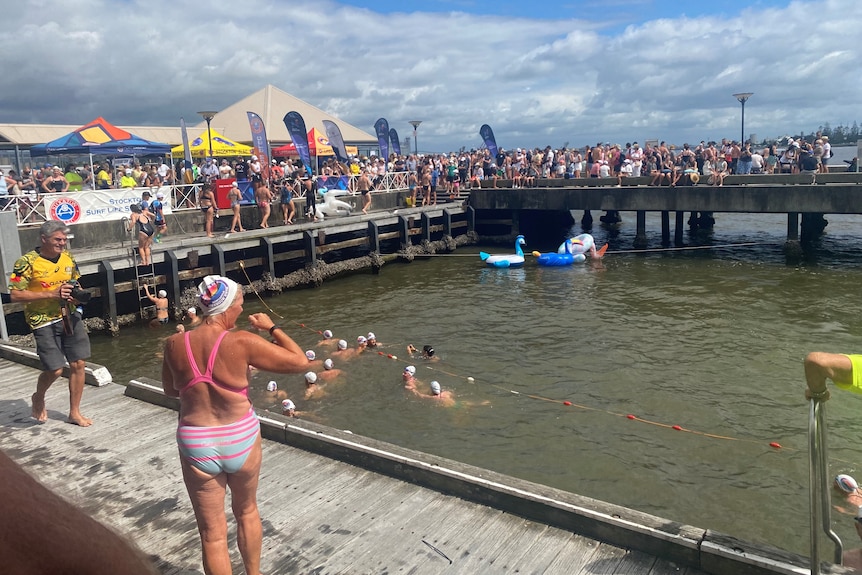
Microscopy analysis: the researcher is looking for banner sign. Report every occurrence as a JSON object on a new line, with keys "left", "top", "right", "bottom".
{"left": 479, "top": 124, "right": 499, "bottom": 160}
{"left": 247, "top": 111, "right": 271, "bottom": 182}
{"left": 283, "top": 111, "right": 313, "bottom": 176}
{"left": 389, "top": 128, "right": 401, "bottom": 156}
{"left": 374, "top": 118, "right": 390, "bottom": 171}
{"left": 322, "top": 120, "right": 349, "bottom": 163}
{"left": 42, "top": 187, "right": 173, "bottom": 225}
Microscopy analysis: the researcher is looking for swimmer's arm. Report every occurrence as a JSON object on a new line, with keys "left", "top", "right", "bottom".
{"left": 161, "top": 336, "right": 179, "bottom": 398}
{"left": 0, "top": 449, "right": 158, "bottom": 575}
{"left": 237, "top": 327, "right": 320, "bottom": 374}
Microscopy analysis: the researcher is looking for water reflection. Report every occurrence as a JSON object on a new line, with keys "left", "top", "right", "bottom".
{"left": 89, "top": 213, "right": 862, "bottom": 556}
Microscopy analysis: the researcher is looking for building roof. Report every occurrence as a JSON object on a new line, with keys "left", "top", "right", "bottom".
{"left": 0, "top": 84, "right": 376, "bottom": 147}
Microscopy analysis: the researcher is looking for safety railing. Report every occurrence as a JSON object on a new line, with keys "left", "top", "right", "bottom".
{"left": 1, "top": 172, "right": 411, "bottom": 226}
{"left": 809, "top": 397, "right": 843, "bottom": 574}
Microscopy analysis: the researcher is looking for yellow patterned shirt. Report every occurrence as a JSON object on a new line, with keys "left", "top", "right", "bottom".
{"left": 9, "top": 249, "right": 80, "bottom": 329}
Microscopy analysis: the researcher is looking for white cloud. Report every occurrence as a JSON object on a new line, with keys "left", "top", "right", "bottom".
{"left": 1, "top": 0, "right": 860, "bottom": 151}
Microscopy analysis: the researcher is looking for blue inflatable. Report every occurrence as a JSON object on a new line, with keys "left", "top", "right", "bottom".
{"left": 480, "top": 235, "right": 526, "bottom": 268}
{"left": 532, "top": 234, "right": 600, "bottom": 266}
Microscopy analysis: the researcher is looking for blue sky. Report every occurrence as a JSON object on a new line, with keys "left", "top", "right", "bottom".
{"left": 1, "top": 0, "right": 859, "bottom": 152}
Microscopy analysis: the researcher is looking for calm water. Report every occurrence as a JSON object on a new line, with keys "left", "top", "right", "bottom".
{"left": 90, "top": 210, "right": 862, "bottom": 556}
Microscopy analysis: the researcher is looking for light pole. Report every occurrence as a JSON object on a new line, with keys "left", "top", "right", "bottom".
{"left": 409, "top": 120, "right": 422, "bottom": 155}
{"left": 197, "top": 110, "right": 218, "bottom": 158}
{"left": 732, "top": 93, "right": 753, "bottom": 144}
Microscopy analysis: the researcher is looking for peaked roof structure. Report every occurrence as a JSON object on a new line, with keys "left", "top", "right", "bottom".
{"left": 192, "top": 84, "right": 376, "bottom": 146}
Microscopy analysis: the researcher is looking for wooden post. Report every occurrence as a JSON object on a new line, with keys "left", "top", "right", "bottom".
{"left": 634, "top": 210, "right": 647, "bottom": 249}
{"left": 674, "top": 211, "right": 685, "bottom": 246}
{"left": 421, "top": 213, "right": 431, "bottom": 242}
{"left": 661, "top": 211, "right": 670, "bottom": 248}
{"left": 262, "top": 237, "right": 275, "bottom": 277}
{"left": 787, "top": 212, "right": 799, "bottom": 241}
{"left": 443, "top": 209, "right": 453, "bottom": 237}
{"left": 166, "top": 250, "right": 180, "bottom": 317}
{"left": 304, "top": 230, "right": 317, "bottom": 265}
{"left": 367, "top": 220, "right": 380, "bottom": 253}
{"left": 99, "top": 260, "right": 118, "bottom": 336}
{"left": 466, "top": 206, "right": 476, "bottom": 233}
{"left": 398, "top": 215, "right": 410, "bottom": 248}
{"left": 213, "top": 244, "right": 226, "bottom": 277}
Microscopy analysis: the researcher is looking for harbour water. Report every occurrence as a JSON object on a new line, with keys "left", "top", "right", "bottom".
{"left": 89, "top": 210, "right": 862, "bottom": 556}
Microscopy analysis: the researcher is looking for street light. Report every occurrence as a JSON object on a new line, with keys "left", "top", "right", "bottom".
{"left": 732, "top": 93, "right": 753, "bottom": 144}
{"left": 197, "top": 110, "right": 218, "bottom": 158}
{"left": 409, "top": 120, "right": 422, "bottom": 155}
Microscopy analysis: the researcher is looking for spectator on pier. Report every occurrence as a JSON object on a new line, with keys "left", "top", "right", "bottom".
{"left": 127, "top": 204, "right": 155, "bottom": 266}
{"left": 151, "top": 191, "right": 167, "bottom": 242}
{"left": 120, "top": 168, "right": 137, "bottom": 189}
{"left": 254, "top": 181, "right": 273, "bottom": 229}
{"left": 42, "top": 166, "right": 69, "bottom": 193}
{"left": 161, "top": 275, "right": 313, "bottom": 575}
{"left": 278, "top": 179, "right": 295, "bottom": 226}
{"left": 821, "top": 136, "right": 832, "bottom": 172}
{"left": 712, "top": 157, "right": 729, "bottom": 186}
{"left": 198, "top": 183, "right": 216, "bottom": 238}
{"left": 750, "top": 148, "right": 765, "bottom": 174}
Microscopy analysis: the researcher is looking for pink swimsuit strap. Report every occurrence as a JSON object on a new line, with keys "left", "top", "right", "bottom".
{"left": 180, "top": 331, "right": 247, "bottom": 397}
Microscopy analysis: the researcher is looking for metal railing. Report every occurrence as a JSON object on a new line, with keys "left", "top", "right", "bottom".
{"left": 1, "top": 172, "right": 411, "bottom": 226}
{"left": 809, "top": 397, "right": 843, "bottom": 574}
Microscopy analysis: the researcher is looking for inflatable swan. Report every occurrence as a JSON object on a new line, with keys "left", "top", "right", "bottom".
{"left": 314, "top": 187, "right": 353, "bottom": 220}
{"left": 532, "top": 233, "right": 607, "bottom": 266}
{"left": 480, "top": 235, "right": 526, "bottom": 268}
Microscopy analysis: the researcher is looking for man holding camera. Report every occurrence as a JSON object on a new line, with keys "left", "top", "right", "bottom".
{"left": 9, "top": 221, "right": 92, "bottom": 426}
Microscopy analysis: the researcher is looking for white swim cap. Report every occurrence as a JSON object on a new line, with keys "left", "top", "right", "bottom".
{"left": 266, "top": 381, "right": 277, "bottom": 392}
{"left": 430, "top": 381, "right": 441, "bottom": 395}
{"left": 305, "top": 350, "right": 316, "bottom": 361}
{"left": 337, "top": 339, "right": 348, "bottom": 350}
{"left": 305, "top": 371, "right": 318, "bottom": 384}
{"left": 323, "top": 329, "right": 333, "bottom": 339}
{"left": 324, "top": 358, "right": 334, "bottom": 370}
{"left": 357, "top": 335, "right": 367, "bottom": 344}
{"left": 282, "top": 399, "right": 295, "bottom": 411}
{"left": 404, "top": 365, "right": 416, "bottom": 376}
{"left": 187, "top": 307, "right": 196, "bottom": 315}
{"left": 836, "top": 474, "right": 859, "bottom": 493}
{"left": 366, "top": 332, "right": 376, "bottom": 340}
{"left": 157, "top": 290, "right": 167, "bottom": 298}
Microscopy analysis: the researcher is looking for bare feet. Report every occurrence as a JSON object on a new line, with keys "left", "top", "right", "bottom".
{"left": 67, "top": 413, "right": 93, "bottom": 427}
{"left": 31, "top": 393, "right": 47, "bottom": 423}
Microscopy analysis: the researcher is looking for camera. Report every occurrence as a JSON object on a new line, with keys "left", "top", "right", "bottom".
{"left": 66, "top": 283, "right": 91, "bottom": 304}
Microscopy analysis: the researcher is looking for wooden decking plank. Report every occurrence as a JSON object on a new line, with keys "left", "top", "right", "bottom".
{"left": 609, "top": 548, "right": 660, "bottom": 574}
{"left": 452, "top": 516, "right": 555, "bottom": 573}
{"left": 538, "top": 532, "right": 605, "bottom": 574}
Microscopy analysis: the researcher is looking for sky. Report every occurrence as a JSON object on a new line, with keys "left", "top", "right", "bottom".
{"left": 2, "top": 0, "right": 860, "bottom": 153}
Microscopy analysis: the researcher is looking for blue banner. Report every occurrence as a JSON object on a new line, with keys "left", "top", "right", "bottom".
{"left": 389, "top": 128, "right": 401, "bottom": 156}
{"left": 283, "top": 111, "right": 313, "bottom": 176}
{"left": 479, "top": 124, "right": 499, "bottom": 160}
{"left": 322, "top": 119, "right": 349, "bottom": 163}
{"left": 374, "top": 118, "right": 390, "bottom": 171}
{"left": 247, "top": 111, "right": 271, "bottom": 182}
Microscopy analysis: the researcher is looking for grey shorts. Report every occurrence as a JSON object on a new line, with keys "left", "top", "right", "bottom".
{"left": 33, "top": 312, "right": 91, "bottom": 371}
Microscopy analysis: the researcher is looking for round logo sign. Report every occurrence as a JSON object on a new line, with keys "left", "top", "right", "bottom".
{"left": 49, "top": 198, "right": 82, "bottom": 224}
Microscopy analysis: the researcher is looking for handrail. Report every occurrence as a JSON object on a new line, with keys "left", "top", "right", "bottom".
{"left": 808, "top": 397, "right": 843, "bottom": 574}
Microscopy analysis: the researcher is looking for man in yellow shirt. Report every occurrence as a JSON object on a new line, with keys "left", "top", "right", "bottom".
{"left": 9, "top": 221, "right": 92, "bottom": 426}
{"left": 96, "top": 163, "right": 112, "bottom": 189}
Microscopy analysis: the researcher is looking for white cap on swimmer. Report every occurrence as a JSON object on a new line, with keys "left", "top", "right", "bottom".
{"left": 266, "top": 380, "right": 277, "bottom": 392}
{"left": 323, "top": 329, "right": 333, "bottom": 339}
{"left": 357, "top": 336, "right": 367, "bottom": 345}
{"left": 404, "top": 365, "right": 416, "bottom": 376}
{"left": 187, "top": 307, "right": 197, "bottom": 315}
{"left": 324, "top": 358, "right": 334, "bottom": 370}
{"left": 305, "top": 371, "right": 318, "bottom": 384}
{"left": 197, "top": 275, "right": 239, "bottom": 317}
{"left": 836, "top": 474, "right": 859, "bottom": 493}
{"left": 366, "top": 332, "right": 376, "bottom": 340}
{"left": 305, "top": 350, "right": 316, "bottom": 361}
{"left": 430, "top": 380, "right": 441, "bottom": 395}
{"left": 282, "top": 399, "right": 295, "bottom": 411}
{"left": 337, "top": 339, "right": 348, "bottom": 350}
{"left": 157, "top": 290, "right": 167, "bottom": 298}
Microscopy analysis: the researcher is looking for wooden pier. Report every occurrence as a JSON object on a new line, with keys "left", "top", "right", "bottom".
{"left": 0, "top": 346, "right": 848, "bottom": 574}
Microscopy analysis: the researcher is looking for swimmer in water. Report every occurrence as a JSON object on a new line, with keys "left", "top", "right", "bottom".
{"left": 317, "top": 329, "right": 338, "bottom": 348}
{"left": 365, "top": 332, "right": 378, "bottom": 348}
{"left": 317, "top": 358, "right": 344, "bottom": 382}
{"left": 332, "top": 339, "right": 362, "bottom": 360}
{"left": 421, "top": 345, "right": 440, "bottom": 362}
{"left": 402, "top": 365, "right": 420, "bottom": 391}
{"left": 412, "top": 380, "right": 455, "bottom": 407}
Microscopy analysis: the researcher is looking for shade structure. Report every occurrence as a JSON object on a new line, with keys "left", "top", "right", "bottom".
{"left": 29, "top": 117, "right": 172, "bottom": 157}
{"left": 272, "top": 128, "right": 335, "bottom": 157}
{"left": 171, "top": 129, "right": 253, "bottom": 158}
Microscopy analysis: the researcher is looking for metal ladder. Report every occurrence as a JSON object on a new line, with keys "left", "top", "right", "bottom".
{"left": 809, "top": 398, "right": 843, "bottom": 574}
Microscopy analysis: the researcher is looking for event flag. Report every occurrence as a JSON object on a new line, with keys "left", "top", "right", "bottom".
{"left": 283, "top": 111, "right": 313, "bottom": 176}
{"left": 389, "top": 128, "right": 401, "bottom": 156}
{"left": 374, "top": 118, "right": 390, "bottom": 172}
{"left": 479, "top": 124, "right": 499, "bottom": 160}
{"left": 180, "top": 118, "right": 194, "bottom": 183}
{"left": 247, "top": 111, "right": 271, "bottom": 182}
{"left": 322, "top": 119, "right": 349, "bottom": 163}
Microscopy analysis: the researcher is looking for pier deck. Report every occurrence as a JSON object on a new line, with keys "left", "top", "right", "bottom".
{"left": 0, "top": 351, "right": 842, "bottom": 575}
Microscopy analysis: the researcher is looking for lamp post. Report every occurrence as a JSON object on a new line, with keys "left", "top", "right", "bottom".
{"left": 197, "top": 110, "right": 218, "bottom": 158}
{"left": 731, "top": 93, "right": 753, "bottom": 144}
{"left": 409, "top": 120, "right": 422, "bottom": 155}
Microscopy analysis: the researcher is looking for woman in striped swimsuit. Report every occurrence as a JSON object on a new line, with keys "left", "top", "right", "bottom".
{"left": 161, "top": 275, "right": 314, "bottom": 575}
